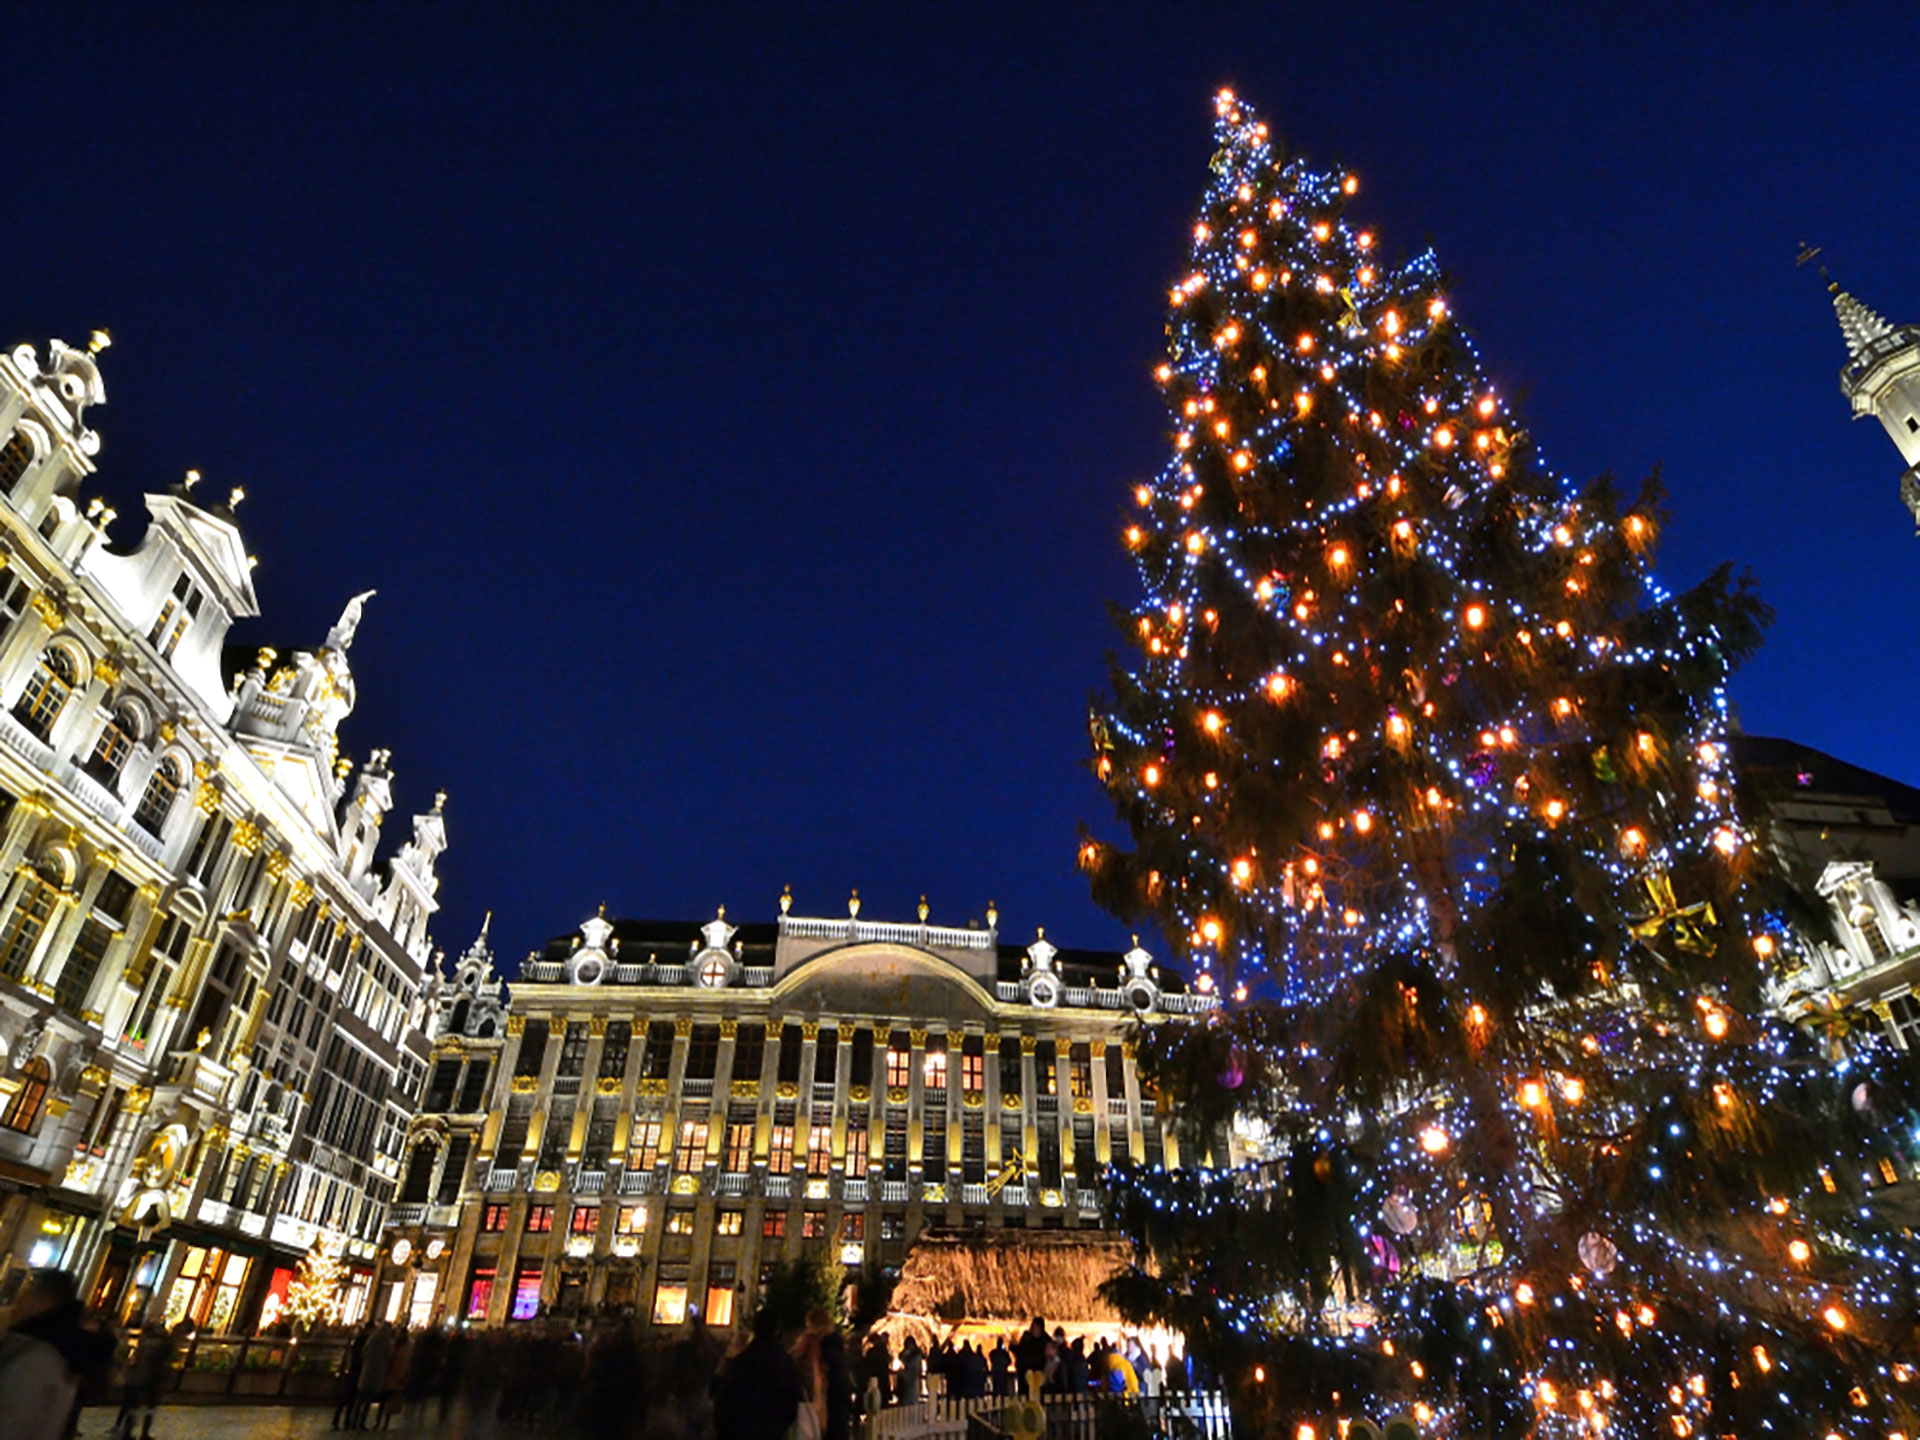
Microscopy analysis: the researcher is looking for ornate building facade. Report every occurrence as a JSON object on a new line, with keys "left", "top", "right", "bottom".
{"left": 377, "top": 899, "right": 1214, "bottom": 1331}
{"left": 0, "top": 333, "right": 447, "bottom": 1334}
{"left": 1827, "top": 273, "right": 1920, "bottom": 526}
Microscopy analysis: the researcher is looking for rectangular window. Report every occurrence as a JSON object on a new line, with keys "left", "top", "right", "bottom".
{"left": 53, "top": 917, "right": 114, "bottom": 1016}
{"left": 599, "top": 1022, "right": 631, "bottom": 1079}
{"left": 801, "top": 1209, "right": 827, "bottom": 1239}
{"left": 495, "top": 1098, "right": 532, "bottom": 1169}
{"left": 557, "top": 1023, "right": 589, "bottom": 1077}
{"left": 706, "top": 1262, "right": 736, "bottom": 1329}
{"left": 515, "top": 1020, "right": 549, "bottom": 1078}
{"left": 1070, "top": 1044, "right": 1092, "bottom": 1101}
{"left": 839, "top": 1212, "right": 864, "bottom": 1241}
{"left": 807, "top": 1122, "right": 833, "bottom": 1177}
{"left": 630, "top": 1115, "right": 664, "bottom": 1169}
{"left": 525, "top": 1205, "right": 553, "bottom": 1233}
{"left": 923, "top": 1044, "right": 948, "bottom": 1093}
{"left": 643, "top": 1022, "right": 675, "bottom": 1080}
{"left": 732, "top": 1024, "right": 765, "bottom": 1086}
{"left": 962, "top": 1045, "right": 985, "bottom": 1094}
{"left": 652, "top": 1273, "right": 689, "bottom": 1326}
{"left": 880, "top": 1213, "right": 906, "bottom": 1242}
{"left": 570, "top": 1205, "right": 599, "bottom": 1236}
{"left": 424, "top": 1059, "right": 461, "bottom": 1111}
{"left": 884, "top": 1112, "right": 907, "bottom": 1181}
{"left": 963, "top": 1115, "right": 986, "bottom": 1183}
{"left": 466, "top": 1265, "right": 496, "bottom": 1321}
{"left": 665, "top": 1207, "right": 695, "bottom": 1236}
{"left": 1037, "top": 1042, "right": 1057, "bottom": 1096}
{"left": 537, "top": 1100, "right": 575, "bottom": 1170}
{"left": 457, "top": 1061, "right": 492, "bottom": 1113}
{"left": 999, "top": 1037, "right": 1022, "bottom": 1099}
{"left": 762, "top": 1210, "right": 787, "bottom": 1239}
{"left": 1886, "top": 993, "right": 1920, "bottom": 1050}
{"left": 0, "top": 874, "right": 58, "bottom": 980}
{"left": 687, "top": 1025, "right": 720, "bottom": 1080}
{"left": 675, "top": 1116, "right": 709, "bottom": 1172}
{"left": 1105, "top": 1044, "right": 1127, "bottom": 1097}
{"left": 768, "top": 1115, "right": 794, "bottom": 1175}
{"left": 814, "top": 1028, "right": 837, "bottom": 1084}
{"left": 583, "top": 1100, "right": 618, "bottom": 1170}
{"left": 778, "top": 1025, "right": 803, "bottom": 1083}
{"left": 887, "top": 1037, "right": 911, "bottom": 1089}
{"left": 724, "top": 1117, "right": 754, "bottom": 1173}
{"left": 617, "top": 1206, "right": 647, "bottom": 1235}
{"left": 437, "top": 1137, "right": 471, "bottom": 1206}
{"left": 845, "top": 1122, "right": 868, "bottom": 1179}
{"left": 511, "top": 1265, "right": 543, "bottom": 1321}
{"left": 850, "top": 1029, "right": 874, "bottom": 1088}
{"left": 715, "top": 1209, "right": 744, "bottom": 1237}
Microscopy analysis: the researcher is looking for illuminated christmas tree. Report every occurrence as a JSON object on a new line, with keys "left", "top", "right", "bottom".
{"left": 285, "top": 1234, "right": 348, "bottom": 1332}
{"left": 1084, "top": 91, "right": 1920, "bottom": 1440}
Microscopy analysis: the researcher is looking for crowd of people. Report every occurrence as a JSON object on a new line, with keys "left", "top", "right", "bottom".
{"left": 0, "top": 1264, "right": 1206, "bottom": 1440}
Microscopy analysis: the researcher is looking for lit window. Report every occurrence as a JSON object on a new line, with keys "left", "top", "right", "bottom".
{"left": 629, "top": 1117, "right": 663, "bottom": 1169}
{"left": 886, "top": 1046, "right": 911, "bottom": 1089}
{"left": 762, "top": 1210, "right": 787, "bottom": 1239}
{"left": 0, "top": 429, "right": 35, "bottom": 489}
{"left": 524, "top": 1205, "right": 553, "bottom": 1233}
{"left": 769, "top": 1121, "right": 794, "bottom": 1175}
{"left": 715, "top": 1209, "right": 744, "bottom": 1237}
{"left": 845, "top": 1124, "right": 868, "bottom": 1179}
{"left": 675, "top": 1118, "right": 708, "bottom": 1172}
{"left": 962, "top": 1051, "right": 984, "bottom": 1093}
{"left": 802, "top": 1209, "right": 827, "bottom": 1239}
{"left": 617, "top": 1206, "right": 647, "bottom": 1235}
{"left": 0, "top": 869, "right": 60, "bottom": 981}
{"left": 510, "top": 1265, "right": 542, "bottom": 1321}
{"left": 569, "top": 1205, "right": 598, "bottom": 1236}
{"left": 2, "top": 1058, "right": 50, "bottom": 1133}
{"left": 923, "top": 1050, "right": 948, "bottom": 1092}
{"left": 665, "top": 1207, "right": 696, "bottom": 1236}
{"left": 807, "top": 1123, "right": 833, "bottom": 1177}
{"left": 466, "top": 1266, "right": 496, "bottom": 1320}
{"left": 706, "top": 1272, "right": 734, "bottom": 1328}
{"left": 840, "top": 1212, "right": 864, "bottom": 1241}
{"left": 725, "top": 1120, "right": 754, "bottom": 1173}
{"left": 651, "top": 1278, "right": 688, "bottom": 1326}
{"left": 482, "top": 1204, "right": 509, "bottom": 1233}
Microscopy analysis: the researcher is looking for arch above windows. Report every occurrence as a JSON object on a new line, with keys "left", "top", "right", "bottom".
{"left": 0, "top": 421, "right": 46, "bottom": 492}
{"left": 135, "top": 754, "right": 186, "bottom": 836}
{"left": 13, "top": 644, "right": 80, "bottom": 740}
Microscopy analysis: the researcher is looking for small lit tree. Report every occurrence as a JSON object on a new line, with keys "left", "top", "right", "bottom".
{"left": 284, "top": 1234, "right": 348, "bottom": 1333}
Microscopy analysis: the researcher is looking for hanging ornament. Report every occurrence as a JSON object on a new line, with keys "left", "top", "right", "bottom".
{"left": 1217, "top": 1044, "right": 1246, "bottom": 1090}
{"left": 1852, "top": 1081, "right": 1873, "bottom": 1114}
{"left": 1578, "top": 1231, "right": 1618, "bottom": 1278}
{"left": 1382, "top": 1192, "right": 1419, "bottom": 1236}
{"left": 1629, "top": 870, "right": 1717, "bottom": 957}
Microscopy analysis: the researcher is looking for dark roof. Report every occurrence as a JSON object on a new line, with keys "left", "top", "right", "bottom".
{"left": 1734, "top": 734, "right": 1920, "bottom": 827}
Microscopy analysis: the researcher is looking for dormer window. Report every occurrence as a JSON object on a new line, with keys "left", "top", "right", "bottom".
{"left": 0, "top": 430, "right": 35, "bottom": 490}
{"left": 134, "top": 757, "right": 183, "bottom": 836}
{"left": 83, "top": 705, "right": 139, "bottom": 790}
{"left": 147, "top": 574, "right": 202, "bottom": 660}
{"left": 13, "top": 647, "right": 77, "bottom": 739}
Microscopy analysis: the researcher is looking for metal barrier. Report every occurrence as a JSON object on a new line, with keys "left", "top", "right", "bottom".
{"left": 118, "top": 1333, "right": 353, "bottom": 1402}
{"left": 873, "top": 1392, "right": 1230, "bottom": 1440}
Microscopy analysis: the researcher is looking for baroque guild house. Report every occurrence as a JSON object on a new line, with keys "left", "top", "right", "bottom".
{"left": 0, "top": 333, "right": 447, "bottom": 1334}
{"left": 376, "top": 897, "right": 1215, "bottom": 1332}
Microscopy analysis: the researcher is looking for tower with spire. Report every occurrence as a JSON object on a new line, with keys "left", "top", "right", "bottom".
{"left": 1829, "top": 275, "right": 1920, "bottom": 526}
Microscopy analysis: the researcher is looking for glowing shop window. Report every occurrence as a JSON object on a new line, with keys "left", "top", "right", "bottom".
{"left": 467, "top": 1266, "right": 496, "bottom": 1319}
{"left": 408, "top": 1273, "right": 438, "bottom": 1329}
{"left": 706, "top": 1282, "right": 734, "bottom": 1328}
{"left": 617, "top": 1205, "right": 647, "bottom": 1235}
{"left": 510, "top": 1266, "right": 543, "bottom": 1321}
{"left": 652, "top": 1281, "right": 689, "bottom": 1326}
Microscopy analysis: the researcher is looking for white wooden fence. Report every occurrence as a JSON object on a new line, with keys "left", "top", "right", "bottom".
{"left": 871, "top": 1391, "right": 1231, "bottom": 1440}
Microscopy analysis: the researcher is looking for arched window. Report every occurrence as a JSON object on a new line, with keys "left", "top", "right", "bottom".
{"left": 135, "top": 758, "right": 182, "bottom": 837}
{"left": 13, "top": 648, "right": 77, "bottom": 740}
{"left": 0, "top": 430, "right": 35, "bottom": 491}
{"left": 2, "top": 1057, "right": 51, "bottom": 1133}
{"left": 84, "top": 705, "right": 140, "bottom": 790}
{"left": 448, "top": 999, "right": 470, "bottom": 1036}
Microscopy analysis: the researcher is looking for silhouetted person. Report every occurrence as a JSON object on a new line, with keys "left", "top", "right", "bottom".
{"left": 714, "top": 1307, "right": 804, "bottom": 1440}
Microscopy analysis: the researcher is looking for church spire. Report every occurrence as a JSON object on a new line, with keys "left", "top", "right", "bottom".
{"left": 1831, "top": 279, "right": 1896, "bottom": 361}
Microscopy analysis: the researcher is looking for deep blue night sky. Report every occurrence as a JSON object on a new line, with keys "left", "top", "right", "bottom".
{"left": 9, "top": 6, "right": 1917, "bottom": 973}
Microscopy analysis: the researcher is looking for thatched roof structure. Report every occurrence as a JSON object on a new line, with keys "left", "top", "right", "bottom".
{"left": 875, "top": 1228, "right": 1132, "bottom": 1348}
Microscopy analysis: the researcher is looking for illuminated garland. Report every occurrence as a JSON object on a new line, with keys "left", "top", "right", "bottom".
{"left": 1085, "top": 92, "right": 1920, "bottom": 1440}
